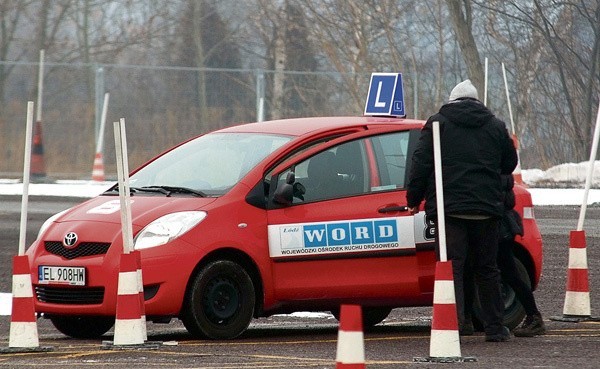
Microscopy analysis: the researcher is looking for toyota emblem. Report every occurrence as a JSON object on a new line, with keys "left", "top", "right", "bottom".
{"left": 63, "top": 232, "right": 78, "bottom": 247}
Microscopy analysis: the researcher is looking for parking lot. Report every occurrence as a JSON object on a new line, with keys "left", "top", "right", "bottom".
{"left": 1, "top": 198, "right": 600, "bottom": 368}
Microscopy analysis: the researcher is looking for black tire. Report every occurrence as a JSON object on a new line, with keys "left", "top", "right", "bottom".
{"left": 471, "top": 256, "right": 529, "bottom": 331}
{"left": 49, "top": 315, "right": 114, "bottom": 339}
{"left": 331, "top": 306, "right": 392, "bottom": 328}
{"left": 181, "top": 260, "right": 255, "bottom": 339}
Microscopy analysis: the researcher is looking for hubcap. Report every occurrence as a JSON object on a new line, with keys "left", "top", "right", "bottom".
{"left": 204, "top": 277, "right": 239, "bottom": 321}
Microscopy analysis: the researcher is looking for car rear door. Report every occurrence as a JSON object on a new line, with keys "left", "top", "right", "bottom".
{"left": 266, "top": 128, "right": 425, "bottom": 306}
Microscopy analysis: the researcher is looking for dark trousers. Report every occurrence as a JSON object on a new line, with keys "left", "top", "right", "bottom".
{"left": 444, "top": 216, "right": 505, "bottom": 335}
{"left": 497, "top": 240, "right": 539, "bottom": 316}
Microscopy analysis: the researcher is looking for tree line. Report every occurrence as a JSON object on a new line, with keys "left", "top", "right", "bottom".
{"left": 0, "top": 0, "right": 598, "bottom": 175}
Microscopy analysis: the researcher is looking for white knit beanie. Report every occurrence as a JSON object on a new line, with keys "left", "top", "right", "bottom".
{"left": 449, "top": 79, "right": 479, "bottom": 101}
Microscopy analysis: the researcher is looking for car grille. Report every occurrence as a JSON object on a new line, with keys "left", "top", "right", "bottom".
{"left": 35, "top": 286, "right": 104, "bottom": 305}
{"left": 44, "top": 241, "right": 111, "bottom": 259}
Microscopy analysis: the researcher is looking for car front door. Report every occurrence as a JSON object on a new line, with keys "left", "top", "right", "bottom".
{"left": 266, "top": 129, "right": 425, "bottom": 307}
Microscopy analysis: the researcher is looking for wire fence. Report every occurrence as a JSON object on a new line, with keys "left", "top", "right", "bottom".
{"left": 0, "top": 61, "right": 377, "bottom": 179}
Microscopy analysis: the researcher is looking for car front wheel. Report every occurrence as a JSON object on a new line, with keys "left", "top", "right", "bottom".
{"left": 181, "top": 260, "right": 255, "bottom": 339}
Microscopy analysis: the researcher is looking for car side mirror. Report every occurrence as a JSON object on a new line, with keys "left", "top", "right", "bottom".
{"left": 274, "top": 172, "right": 299, "bottom": 206}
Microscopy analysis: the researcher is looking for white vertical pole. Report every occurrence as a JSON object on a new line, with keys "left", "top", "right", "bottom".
{"left": 502, "top": 63, "right": 516, "bottom": 135}
{"left": 256, "top": 71, "right": 265, "bottom": 122}
{"left": 577, "top": 100, "right": 600, "bottom": 231}
{"left": 484, "top": 57, "right": 488, "bottom": 106}
{"left": 36, "top": 50, "right": 44, "bottom": 123}
{"left": 432, "top": 121, "right": 447, "bottom": 262}
{"left": 18, "top": 102, "right": 35, "bottom": 256}
{"left": 95, "top": 93, "right": 110, "bottom": 154}
{"left": 114, "top": 119, "right": 134, "bottom": 254}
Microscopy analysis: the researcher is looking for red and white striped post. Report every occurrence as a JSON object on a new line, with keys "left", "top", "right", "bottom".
{"left": 551, "top": 99, "right": 600, "bottom": 323}
{"left": 335, "top": 304, "right": 365, "bottom": 369}
{"left": 102, "top": 119, "right": 158, "bottom": 349}
{"left": 0, "top": 102, "right": 53, "bottom": 354}
{"left": 414, "top": 121, "right": 476, "bottom": 363}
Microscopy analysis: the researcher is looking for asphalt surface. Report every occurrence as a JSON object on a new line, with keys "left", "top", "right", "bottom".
{"left": 0, "top": 196, "right": 600, "bottom": 368}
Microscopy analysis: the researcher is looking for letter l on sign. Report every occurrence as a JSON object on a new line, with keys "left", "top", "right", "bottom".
{"left": 374, "top": 81, "right": 386, "bottom": 108}
{"left": 364, "top": 72, "right": 405, "bottom": 117}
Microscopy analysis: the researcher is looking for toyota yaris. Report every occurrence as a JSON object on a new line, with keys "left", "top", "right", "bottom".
{"left": 27, "top": 116, "right": 543, "bottom": 339}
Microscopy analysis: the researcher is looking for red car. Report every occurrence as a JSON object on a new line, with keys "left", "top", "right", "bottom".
{"left": 26, "top": 116, "right": 543, "bottom": 339}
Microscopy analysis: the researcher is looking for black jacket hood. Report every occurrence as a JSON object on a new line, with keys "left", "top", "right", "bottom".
{"left": 439, "top": 98, "right": 495, "bottom": 128}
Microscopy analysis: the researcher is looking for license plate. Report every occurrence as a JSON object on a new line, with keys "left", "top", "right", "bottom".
{"left": 38, "top": 266, "right": 86, "bottom": 286}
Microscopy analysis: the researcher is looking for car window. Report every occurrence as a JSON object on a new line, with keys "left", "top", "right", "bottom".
{"left": 274, "top": 131, "right": 410, "bottom": 204}
{"left": 369, "top": 131, "right": 411, "bottom": 190}
{"left": 277, "top": 139, "right": 367, "bottom": 203}
{"left": 129, "top": 132, "right": 290, "bottom": 196}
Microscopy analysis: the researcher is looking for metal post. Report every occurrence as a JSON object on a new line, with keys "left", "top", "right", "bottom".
{"left": 413, "top": 70, "right": 419, "bottom": 119}
{"left": 36, "top": 51, "right": 44, "bottom": 123}
{"left": 95, "top": 66, "right": 105, "bottom": 142}
{"left": 577, "top": 99, "right": 600, "bottom": 231}
{"left": 114, "top": 119, "right": 134, "bottom": 255}
{"left": 19, "top": 102, "right": 35, "bottom": 257}
{"left": 432, "top": 121, "right": 447, "bottom": 262}
{"left": 502, "top": 63, "right": 516, "bottom": 135}
{"left": 256, "top": 70, "right": 265, "bottom": 122}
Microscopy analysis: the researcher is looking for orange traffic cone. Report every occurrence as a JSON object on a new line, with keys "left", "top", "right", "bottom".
{"left": 551, "top": 230, "right": 600, "bottom": 322}
{"left": 112, "top": 252, "right": 145, "bottom": 346}
{"left": 102, "top": 252, "right": 159, "bottom": 349}
{"left": 0, "top": 255, "right": 53, "bottom": 353}
{"left": 414, "top": 261, "right": 476, "bottom": 363}
{"left": 30, "top": 121, "right": 46, "bottom": 180}
{"left": 335, "top": 304, "right": 365, "bottom": 369}
{"left": 92, "top": 152, "right": 105, "bottom": 182}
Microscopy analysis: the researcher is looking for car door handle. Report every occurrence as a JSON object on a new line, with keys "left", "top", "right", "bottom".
{"left": 378, "top": 206, "right": 409, "bottom": 213}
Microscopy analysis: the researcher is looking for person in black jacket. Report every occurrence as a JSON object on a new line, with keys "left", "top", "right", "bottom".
{"left": 406, "top": 79, "right": 518, "bottom": 342}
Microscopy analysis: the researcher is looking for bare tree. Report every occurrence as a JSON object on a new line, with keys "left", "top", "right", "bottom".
{"left": 478, "top": 0, "right": 600, "bottom": 166}
{"left": 0, "top": 1, "right": 35, "bottom": 102}
{"left": 446, "top": 0, "right": 485, "bottom": 92}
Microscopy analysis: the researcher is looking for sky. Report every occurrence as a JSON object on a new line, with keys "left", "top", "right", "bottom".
{"left": 1, "top": 161, "right": 599, "bottom": 315}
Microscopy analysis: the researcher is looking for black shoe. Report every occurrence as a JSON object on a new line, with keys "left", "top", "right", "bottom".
{"left": 513, "top": 313, "right": 546, "bottom": 337}
{"left": 485, "top": 326, "right": 511, "bottom": 342}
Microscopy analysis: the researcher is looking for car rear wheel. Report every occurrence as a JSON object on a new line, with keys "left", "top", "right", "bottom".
{"left": 471, "top": 255, "right": 529, "bottom": 331}
{"left": 331, "top": 306, "right": 392, "bottom": 328}
{"left": 181, "top": 260, "right": 255, "bottom": 339}
{"left": 49, "top": 315, "right": 114, "bottom": 339}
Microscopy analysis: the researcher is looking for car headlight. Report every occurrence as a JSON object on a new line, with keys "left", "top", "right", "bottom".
{"left": 134, "top": 211, "right": 207, "bottom": 250}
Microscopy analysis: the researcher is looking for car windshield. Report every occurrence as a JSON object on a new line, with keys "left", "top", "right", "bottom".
{"left": 127, "top": 132, "right": 291, "bottom": 196}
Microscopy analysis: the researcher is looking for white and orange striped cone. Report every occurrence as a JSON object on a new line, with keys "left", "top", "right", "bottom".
{"left": 0, "top": 255, "right": 53, "bottom": 353}
{"left": 103, "top": 252, "right": 159, "bottom": 349}
{"left": 92, "top": 152, "right": 105, "bottom": 182}
{"left": 512, "top": 134, "right": 525, "bottom": 186}
{"left": 414, "top": 261, "right": 475, "bottom": 363}
{"left": 551, "top": 230, "right": 600, "bottom": 322}
{"left": 335, "top": 304, "right": 365, "bottom": 369}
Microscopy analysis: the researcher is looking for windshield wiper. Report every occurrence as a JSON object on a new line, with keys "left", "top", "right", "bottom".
{"left": 140, "top": 185, "right": 207, "bottom": 197}
{"left": 104, "top": 185, "right": 207, "bottom": 197}
{"left": 103, "top": 186, "right": 141, "bottom": 196}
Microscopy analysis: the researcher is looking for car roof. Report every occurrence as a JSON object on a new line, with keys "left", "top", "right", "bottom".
{"left": 216, "top": 116, "right": 425, "bottom": 137}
